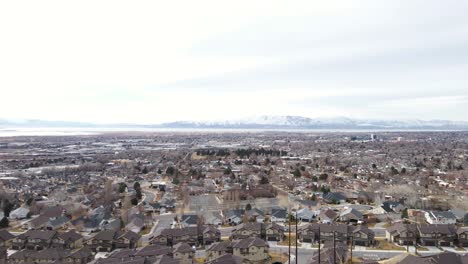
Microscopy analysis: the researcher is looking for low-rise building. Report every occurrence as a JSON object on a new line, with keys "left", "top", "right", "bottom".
{"left": 232, "top": 237, "right": 269, "bottom": 263}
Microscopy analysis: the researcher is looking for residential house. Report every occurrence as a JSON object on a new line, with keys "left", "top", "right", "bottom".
{"left": 0, "top": 230, "right": 14, "bottom": 247}
{"left": 296, "top": 208, "right": 315, "bottom": 222}
{"left": 28, "top": 215, "right": 50, "bottom": 229}
{"left": 87, "top": 230, "right": 141, "bottom": 252}
{"left": 9, "top": 207, "right": 30, "bottom": 220}
{"left": 206, "top": 254, "right": 244, "bottom": 264}
{"left": 323, "top": 192, "right": 347, "bottom": 204}
{"left": 173, "top": 242, "right": 195, "bottom": 264}
{"left": 339, "top": 208, "right": 363, "bottom": 223}
{"left": 317, "top": 209, "right": 338, "bottom": 223}
{"left": 134, "top": 244, "right": 172, "bottom": 258}
{"left": 8, "top": 247, "right": 93, "bottom": 264}
{"left": 205, "top": 212, "right": 223, "bottom": 227}
{"left": 265, "top": 223, "right": 285, "bottom": 242}
{"left": 386, "top": 223, "right": 418, "bottom": 245}
{"left": 231, "top": 223, "right": 284, "bottom": 242}
{"left": 349, "top": 225, "right": 375, "bottom": 247}
{"left": 298, "top": 223, "right": 374, "bottom": 246}
{"left": 46, "top": 215, "right": 71, "bottom": 230}
{"left": 271, "top": 208, "right": 287, "bottom": 223}
{"left": 180, "top": 214, "right": 198, "bottom": 227}
{"left": 0, "top": 247, "right": 6, "bottom": 264}
{"left": 388, "top": 251, "right": 468, "bottom": 264}
{"left": 12, "top": 230, "right": 57, "bottom": 250}
{"left": 51, "top": 230, "right": 83, "bottom": 249}
{"left": 126, "top": 214, "right": 146, "bottom": 233}
{"left": 206, "top": 241, "right": 232, "bottom": 261}
{"left": 232, "top": 237, "right": 269, "bottom": 263}
{"left": 152, "top": 226, "right": 220, "bottom": 246}
{"left": 307, "top": 241, "right": 349, "bottom": 264}
{"left": 244, "top": 208, "right": 265, "bottom": 223}
{"left": 457, "top": 227, "right": 468, "bottom": 247}
{"left": 425, "top": 211, "right": 457, "bottom": 225}
{"left": 418, "top": 224, "right": 457, "bottom": 247}
{"left": 382, "top": 201, "right": 406, "bottom": 213}
{"left": 224, "top": 209, "right": 244, "bottom": 226}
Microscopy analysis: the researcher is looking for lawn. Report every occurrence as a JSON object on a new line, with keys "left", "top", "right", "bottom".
{"left": 139, "top": 225, "right": 153, "bottom": 235}
{"left": 194, "top": 258, "right": 206, "bottom": 263}
{"left": 278, "top": 234, "right": 302, "bottom": 247}
{"left": 416, "top": 246, "right": 429, "bottom": 251}
{"left": 270, "top": 252, "right": 288, "bottom": 263}
{"left": 369, "top": 240, "right": 405, "bottom": 251}
{"left": 9, "top": 227, "right": 25, "bottom": 232}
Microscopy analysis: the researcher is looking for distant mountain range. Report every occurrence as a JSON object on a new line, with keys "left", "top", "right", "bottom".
{"left": 1, "top": 116, "right": 468, "bottom": 130}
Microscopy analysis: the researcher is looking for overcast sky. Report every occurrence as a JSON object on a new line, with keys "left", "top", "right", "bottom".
{"left": 1, "top": 0, "right": 467, "bottom": 124}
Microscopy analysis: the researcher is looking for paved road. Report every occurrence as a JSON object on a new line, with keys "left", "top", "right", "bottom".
{"left": 270, "top": 244, "right": 467, "bottom": 264}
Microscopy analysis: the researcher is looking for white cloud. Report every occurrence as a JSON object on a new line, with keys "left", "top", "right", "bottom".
{"left": 0, "top": 0, "right": 467, "bottom": 123}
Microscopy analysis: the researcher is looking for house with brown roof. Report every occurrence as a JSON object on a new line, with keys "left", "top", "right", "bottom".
{"left": 152, "top": 226, "right": 220, "bottom": 246}
{"left": 349, "top": 225, "right": 375, "bottom": 247}
{"left": 173, "top": 242, "right": 195, "bottom": 264}
{"left": 206, "top": 254, "right": 245, "bottom": 264}
{"left": 389, "top": 252, "right": 468, "bottom": 264}
{"left": 386, "top": 223, "right": 418, "bottom": 245}
{"left": 417, "top": 224, "right": 457, "bottom": 247}
{"left": 232, "top": 237, "right": 269, "bottom": 263}
{"left": 51, "top": 230, "right": 83, "bottom": 249}
{"left": 8, "top": 247, "right": 93, "bottom": 264}
{"left": 298, "top": 223, "right": 375, "bottom": 246}
{"left": 87, "top": 230, "right": 141, "bottom": 252}
{"left": 0, "top": 247, "right": 6, "bottom": 264}
{"left": 0, "top": 230, "right": 14, "bottom": 247}
{"left": 206, "top": 241, "right": 232, "bottom": 261}
{"left": 307, "top": 241, "right": 349, "bottom": 264}
{"left": 12, "top": 229, "right": 57, "bottom": 250}
{"left": 317, "top": 209, "right": 338, "bottom": 223}
{"left": 231, "top": 222, "right": 284, "bottom": 242}
{"left": 457, "top": 227, "right": 468, "bottom": 247}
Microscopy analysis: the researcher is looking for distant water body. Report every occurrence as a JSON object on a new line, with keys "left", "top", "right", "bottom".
{"left": 0, "top": 127, "right": 463, "bottom": 137}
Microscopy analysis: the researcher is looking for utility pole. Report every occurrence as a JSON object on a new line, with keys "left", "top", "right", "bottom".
{"left": 318, "top": 225, "right": 321, "bottom": 264}
{"left": 414, "top": 238, "right": 418, "bottom": 255}
{"left": 295, "top": 211, "right": 298, "bottom": 264}
{"left": 350, "top": 235, "right": 353, "bottom": 264}
{"left": 333, "top": 231, "right": 336, "bottom": 264}
{"left": 289, "top": 213, "right": 291, "bottom": 264}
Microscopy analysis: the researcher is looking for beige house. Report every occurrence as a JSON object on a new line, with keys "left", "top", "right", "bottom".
{"left": 206, "top": 241, "right": 232, "bottom": 261}
{"left": 173, "top": 242, "right": 195, "bottom": 264}
{"left": 232, "top": 237, "right": 269, "bottom": 263}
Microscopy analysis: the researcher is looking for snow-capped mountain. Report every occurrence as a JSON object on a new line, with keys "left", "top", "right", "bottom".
{"left": 160, "top": 116, "right": 468, "bottom": 130}
{"left": 2, "top": 116, "right": 468, "bottom": 130}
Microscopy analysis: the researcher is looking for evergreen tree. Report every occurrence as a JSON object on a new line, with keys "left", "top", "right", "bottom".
{"left": 0, "top": 217, "right": 8, "bottom": 228}
{"left": 401, "top": 208, "right": 408, "bottom": 219}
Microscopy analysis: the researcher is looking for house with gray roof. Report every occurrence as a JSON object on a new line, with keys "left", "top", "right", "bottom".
{"left": 232, "top": 237, "right": 269, "bottom": 263}
{"left": 425, "top": 211, "right": 457, "bottom": 225}
{"left": 339, "top": 208, "right": 363, "bottom": 223}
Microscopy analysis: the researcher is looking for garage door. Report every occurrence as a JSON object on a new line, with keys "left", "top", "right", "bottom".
{"left": 355, "top": 241, "right": 367, "bottom": 246}
{"left": 424, "top": 241, "right": 436, "bottom": 246}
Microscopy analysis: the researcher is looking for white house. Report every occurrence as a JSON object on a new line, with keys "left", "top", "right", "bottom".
{"left": 9, "top": 207, "right": 30, "bottom": 220}
{"left": 424, "top": 211, "right": 457, "bottom": 225}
